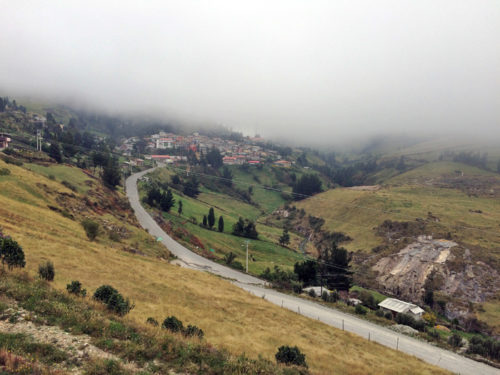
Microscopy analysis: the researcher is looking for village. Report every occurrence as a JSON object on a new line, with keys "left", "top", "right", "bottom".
{"left": 118, "top": 131, "right": 293, "bottom": 168}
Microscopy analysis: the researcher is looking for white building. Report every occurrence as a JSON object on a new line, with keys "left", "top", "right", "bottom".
{"left": 378, "top": 298, "right": 425, "bottom": 319}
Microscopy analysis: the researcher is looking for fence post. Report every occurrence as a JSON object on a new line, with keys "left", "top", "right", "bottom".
{"left": 396, "top": 337, "right": 399, "bottom": 350}
{"left": 342, "top": 319, "right": 344, "bottom": 330}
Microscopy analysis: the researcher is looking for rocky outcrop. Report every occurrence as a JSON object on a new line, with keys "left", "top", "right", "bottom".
{"left": 372, "top": 235, "right": 500, "bottom": 325}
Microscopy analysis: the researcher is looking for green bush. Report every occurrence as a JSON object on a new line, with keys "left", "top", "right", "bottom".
{"left": 66, "top": 280, "right": 86, "bottom": 297}
{"left": 93, "top": 285, "right": 133, "bottom": 316}
{"left": 61, "top": 180, "right": 77, "bottom": 192}
{"left": 184, "top": 324, "right": 204, "bottom": 339}
{"left": 355, "top": 304, "right": 367, "bottom": 315}
{"left": 321, "top": 291, "right": 329, "bottom": 302}
{"left": 328, "top": 290, "right": 339, "bottom": 303}
{"left": 308, "top": 289, "right": 316, "bottom": 298}
{"left": 448, "top": 333, "right": 463, "bottom": 348}
{"left": 38, "top": 261, "right": 55, "bottom": 281}
{"left": 384, "top": 311, "right": 393, "bottom": 320}
{"left": 0, "top": 168, "right": 10, "bottom": 176}
{"left": 375, "top": 309, "right": 384, "bottom": 317}
{"left": 146, "top": 317, "right": 159, "bottom": 326}
{"left": 82, "top": 219, "right": 99, "bottom": 241}
{"left": 162, "top": 316, "right": 183, "bottom": 333}
{"left": 0, "top": 236, "right": 26, "bottom": 270}
{"left": 395, "top": 313, "right": 426, "bottom": 332}
{"left": 275, "top": 345, "right": 307, "bottom": 367}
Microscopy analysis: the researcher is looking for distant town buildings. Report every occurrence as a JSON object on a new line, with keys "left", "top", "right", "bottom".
{"left": 118, "top": 131, "right": 293, "bottom": 167}
{"left": 0, "top": 133, "right": 12, "bottom": 150}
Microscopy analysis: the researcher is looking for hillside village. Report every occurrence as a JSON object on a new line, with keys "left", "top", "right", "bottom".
{"left": 119, "top": 131, "right": 293, "bottom": 167}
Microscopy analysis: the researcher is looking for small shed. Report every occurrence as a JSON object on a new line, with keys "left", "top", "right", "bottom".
{"left": 378, "top": 298, "right": 425, "bottom": 320}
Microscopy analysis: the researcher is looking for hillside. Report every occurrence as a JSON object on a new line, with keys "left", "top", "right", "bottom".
{"left": 294, "top": 161, "right": 500, "bottom": 333}
{"left": 0, "top": 156, "right": 452, "bottom": 374}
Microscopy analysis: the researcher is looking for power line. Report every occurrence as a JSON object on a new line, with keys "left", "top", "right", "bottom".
{"left": 163, "top": 165, "right": 500, "bottom": 237}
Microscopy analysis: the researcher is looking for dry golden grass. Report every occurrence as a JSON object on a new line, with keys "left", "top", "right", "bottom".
{"left": 0, "top": 160, "right": 450, "bottom": 375}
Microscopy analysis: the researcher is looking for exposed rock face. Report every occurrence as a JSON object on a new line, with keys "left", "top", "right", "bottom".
{"left": 373, "top": 235, "right": 500, "bottom": 323}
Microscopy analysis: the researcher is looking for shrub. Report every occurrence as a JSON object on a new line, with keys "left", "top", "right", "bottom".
{"left": 0, "top": 168, "right": 10, "bottom": 176}
{"left": 162, "top": 316, "right": 183, "bottom": 333}
{"left": 448, "top": 333, "right": 463, "bottom": 348}
{"left": 0, "top": 236, "right": 26, "bottom": 270}
{"left": 427, "top": 329, "right": 440, "bottom": 341}
{"left": 66, "top": 280, "right": 86, "bottom": 297}
{"left": 328, "top": 290, "right": 339, "bottom": 303}
{"left": 308, "top": 289, "right": 316, "bottom": 298}
{"left": 321, "top": 291, "right": 329, "bottom": 302}
{"left": 358, "top": 291, "right": 377, "bottom": 310}
{"left": 184, "top": 324, "right": 204, "bottom": 339}
{"left": 384, "top": 312, "right": 393, "bottom": 320}
{"left": 61, "top": 180, "right": 77, "bottom": 192}
{"left": 82, "top": 219, "right": 99, "bottom": 241}
{"left": 375, "top": 309, "right": 384, "bottom": 317}
{"left": 146, "top": 317, "right": 159, "bottom": 326}
{"left": 93, "top": 285, "right": 118, "bottom": 303}
{"left": 38, "top": 261, "right": 55, "bottom": 281}
{"left": 275, "top": 345, "right": 307, "bottom": 367}
{"left": 93, "top": 285, "right": 133, "bottom": 316}
{"left": 355, "top": 304, "right": 367, "bottom": 315}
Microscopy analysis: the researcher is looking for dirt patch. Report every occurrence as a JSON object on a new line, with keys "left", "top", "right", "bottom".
{"left": 348, "top": 185, "right": 381, "bottom": 191}
{"left": 0, "top": 303, "right": 141, "bottom": 374}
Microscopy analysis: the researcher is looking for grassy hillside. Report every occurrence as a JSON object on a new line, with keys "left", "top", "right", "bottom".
{"left": 295, "top": 161, "right": 500, "bottom": 331}
{"left": 142, "top": 167, "right": 306, "bottom": 274}
{"left": 0, "top": 157, "right": 450, "bottom": 375}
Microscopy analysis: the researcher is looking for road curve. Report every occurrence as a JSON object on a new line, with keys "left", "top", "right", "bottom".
{"left": 126, "top": 169, "right": 499, "bottom": 375}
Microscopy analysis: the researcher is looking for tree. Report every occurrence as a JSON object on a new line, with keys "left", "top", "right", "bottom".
{"left": 101, "top": 158, "right": 121, "bottom": 189}
{"left": 318, "top": 243, "right": 352, "bottom": 291}
{"left": 497, "top": 159, "right": 500, "bottom": 174}
{"left": 224, "top": 251, "right": 236, "bottom": 265}
{"left": 177, "top": 200, "right": 183, "bottom": 216}
{"left": 208, "top": 207, "right": 215, "bottom": 228}
{"left": 38, "top": 261, "right": 55, "bottom": 281}
{"left": 183, "top": 177, "right": 200, "bottom": 198}
{"left": 232, "top": 217, "right": 258, "bottom": 239}
{"left": 222, "top": 166, "right": 233, "bottom": 187}
{"left": 218, "top": 216, "right": 224, "bottom": 232}
{"left": 205, "top": 147, "right": 223, "bottom": 168}
{"left": 202, "top": 215, "right": 207, "bottom": 227}
{"left": 0, "top": 237, "right": 26, "bottom": 270}
{"left": 0, "top": 98, "right": 5, "bottom": 112}
{"left": 160, "top": 189, "right": 175, "bottom": 212}
{"left": 48, "top": 142, "right": 62, "bottom": 163}
{"left": 275, "top": 346, "right": 307, "bottom": 367}
{"left": 82, "top": 219, "right": 99, "bottom": 241}
{"left": 279, "top": 229, "right": 290, "bottom": 247}
{"left": 294, "top": 260, "right": 317, "bottom": 286}
{"left": 293, "top": 174, "right": 322, "bottom": 200}
{"left": 162, "top": 316, "right": 183, "bottom": 333}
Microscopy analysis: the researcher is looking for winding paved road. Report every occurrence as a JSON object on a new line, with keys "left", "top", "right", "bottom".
{"left": 126, "top": 169, "right": 499, "bottom": 375}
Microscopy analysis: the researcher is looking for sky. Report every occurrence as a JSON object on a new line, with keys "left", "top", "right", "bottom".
{"left": 0, "top": 1, "right": 499, "bottom": 145}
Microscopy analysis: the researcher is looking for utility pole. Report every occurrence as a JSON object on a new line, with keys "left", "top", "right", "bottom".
{"left": 245, "top": 240, "right": 249, "bottom": 273}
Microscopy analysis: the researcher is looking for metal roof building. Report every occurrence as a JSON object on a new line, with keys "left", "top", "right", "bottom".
{"left": 378, "top": 298, "right": 425, "bottom": 318}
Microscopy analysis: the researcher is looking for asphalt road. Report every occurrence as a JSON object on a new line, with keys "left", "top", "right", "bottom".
{"left": 126, "top": 168, "right": 499, "bottom": 375}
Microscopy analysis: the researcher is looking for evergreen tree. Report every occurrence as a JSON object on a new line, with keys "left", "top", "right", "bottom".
{"left": 222, "top": 166, "right": 233, "bottom": 187}
{"left": 218, "top": 216, "right": 224, "bottom": 232}
{"left": 183, "top": 176, "right": 200, "bottom": 198}
{"left": 208, "top": 207, "right": 216, "bottom": 228}
{"left": 279, "top": 229, "right": 290, "bottom": 247}
{"left": 160, "top": 189, "right": 175, "bottom": 212}
{"left": 202, "top": 215, "right": 207, "bottom": 227}
{"left": 48, "top": 142, "right": 62, "bottom": 163}
{"left": 0, "top": 237, "right": 26, "bottom": 270}
{"left": 205, "top": 147, "right": 223, "bottom": 168}
{"left": 0, "top": 98, "right": 5, "bottom": 112}
{"left": 294, "top": 260, "right": 318, "bottom": 286}
{"left": 318, "top": 243, "right": 352, "bottom": 291}
{"left": 102, "top": 158, "right": 121, "bottom": 189}
{"left": 293, "top": 174, "right": 322, "bottom": 200}
{"left": 178, "top": 200, "right": 183, "bottom": 216}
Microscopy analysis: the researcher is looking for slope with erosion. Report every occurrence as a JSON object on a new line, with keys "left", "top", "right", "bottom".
{"left": 0, "top": 157, "right": 451, "bottom": 374}
{"left": 294, "top": 161, "right": 500, "bottom": 333}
